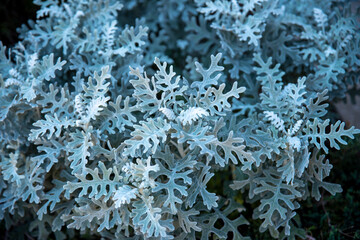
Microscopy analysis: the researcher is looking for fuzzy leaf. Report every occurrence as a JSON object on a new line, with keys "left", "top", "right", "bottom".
{"left": 124, "top": 118, "right": 171, "bottom": 157}
{"left": 64, "top": 162, "right": 122, "bottom": 201}
{"left": 304, "top": 119, "right": 360, "bottom": 153}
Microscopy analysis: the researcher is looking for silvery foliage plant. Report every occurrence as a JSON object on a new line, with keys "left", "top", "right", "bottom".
{"left": 0, "top": 0, "right": 359, "bottom": 239}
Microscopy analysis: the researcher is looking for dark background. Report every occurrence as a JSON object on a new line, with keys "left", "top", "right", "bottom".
{"left": 0, "top": 0, "right": 38, "bottom": 46}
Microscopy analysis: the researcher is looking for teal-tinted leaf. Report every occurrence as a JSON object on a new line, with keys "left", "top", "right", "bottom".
{"left": 64, "top": 162, "right": 122, "bottom": 201}
{"left": 191, "top": 53, "right": 224, "bottom": 93}
{"left": 113, "top": 185, "right": 138, "bottom": 208}
{"left": 31, "top": 53, "right": 66, "bottom": 81}
{"left": 63, "top": 197, "right": 123, "bottom": 232}
{"left": 29, "top": 113, "right": 75, "bottom": 141}
{"left": 32, "top": 139, "right": 64, "bottom": 172}
{"left": 303, "top": 119, "right": 360, "bottom": 153}
{"left": 0, "top": 152, "right": 24, "bottom": 186}
{"left": 153, "top": 148, "right": 196, "bottom": 214}
{"left": 67, "top": 128, "right": 94, "bottom": 175}
{"left": 253, "top": 170, "right": 302, "bottom": 230}
{"left": 19, "top": 159, "right": 45, "bottom": 204}
{"left": 101, "top": 95, "right": 137, "bottom": 133}
{"left": 200, "top": 82, "right": 245, "bottom": 116}
{"left": 186, "top": 165, "right": 218, "bottom": 210}
{"left": 114, "top": 25, "right": 148, "bottom": 57}
{"left": 195, "top": 198, "right": 250, "bottom": 240}
{"left": 124, "top": 118, "right": 170, "bottom": 157}
{"left": 210, "top": 131, "right": 255, "bottom": 168}
{"left": 132, "top": 196, "right": 174, "bottom": 238}
{"left": 129, "top": 66, "right": 161, "bottom": 116}
{"left": 37, "top": 179, "right": 66, "bottom": 220}
{"left": 176, "top": 207, "right": 200, "bottom": 233}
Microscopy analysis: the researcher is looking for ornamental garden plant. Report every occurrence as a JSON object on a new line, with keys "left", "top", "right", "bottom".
{"left": 0, "top": 0, "right": 359, "bottom": 239}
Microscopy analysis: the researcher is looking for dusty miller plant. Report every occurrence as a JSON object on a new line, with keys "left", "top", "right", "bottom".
{"left": 0, "top": 0, "right": 359, "bottom": 239}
